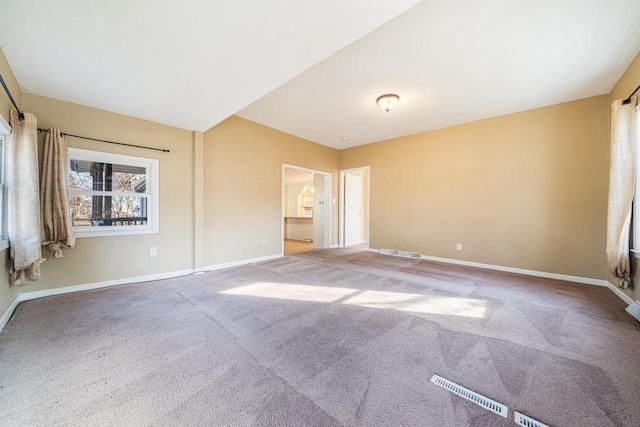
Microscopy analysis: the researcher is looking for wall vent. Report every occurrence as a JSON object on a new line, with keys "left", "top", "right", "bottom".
{"left": 430, "top": 374, "right": 508, "bottom": 418}
{"left": 514, "top": 411, "right": 551, "bottom": 427}
{"left": 380, "top": 248, "right": 421, "bottom": 259}
{"left": 625, "top": 303, "right": 640, "bottom": 323}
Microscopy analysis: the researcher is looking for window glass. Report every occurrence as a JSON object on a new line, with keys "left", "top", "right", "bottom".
{"left": 67, "top": 148, "right": 158, "bottom": 237}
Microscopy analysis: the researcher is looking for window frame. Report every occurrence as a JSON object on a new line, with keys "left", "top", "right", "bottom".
{"left": 68, "top": 147, "right": 159, "bottom": 238}
{"left": 0, "top": 114, "right": 9, "bottom": 251}
{"left": 633, "top": 104, "right": 640, "bottom": 255}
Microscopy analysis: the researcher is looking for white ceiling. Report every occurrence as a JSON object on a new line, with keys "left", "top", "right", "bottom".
{"left": 238, "top": 0, "right": 640, "bottom": 149}
{"left": 0, "top": 0, "right": 421, "bottom": 131}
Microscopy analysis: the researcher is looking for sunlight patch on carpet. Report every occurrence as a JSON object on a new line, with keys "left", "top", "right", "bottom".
{"left": 221, "top": 282, "right": 487, "bottom": 318}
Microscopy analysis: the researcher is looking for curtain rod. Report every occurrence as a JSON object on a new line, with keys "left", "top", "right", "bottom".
{"left": 37, "top": 129, "right": 170, "bottom": 153}
{"left": 622, "top": 84, "right": 640, "bottom": 105}
{"left": 1, "top": 72, "right": 170, "bottom": 153}
{"left": 0, "top": 74, "right": 24, "bottom": 120}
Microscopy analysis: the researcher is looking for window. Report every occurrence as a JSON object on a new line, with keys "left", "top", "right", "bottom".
{"left": 0, "top": 115, "right": 9, "bottom": 250}
{"left": 634, "top": 104, "right": 640, "bottom": 254}
{"left": 0, "top": 133, "right": 5, "bottom": 241}
{"left": 68, "top": 148, "right": 159, "bottom": 237}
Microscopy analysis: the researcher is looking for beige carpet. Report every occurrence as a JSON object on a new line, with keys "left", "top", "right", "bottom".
{"left": 1, "top": 247, "right": 639, "bottom": 426}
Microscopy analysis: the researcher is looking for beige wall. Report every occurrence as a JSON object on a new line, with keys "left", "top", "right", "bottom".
{"left": 0, "top": 47, "right": 21, "bottom": 123}
{"left": 0, "top": 48, "right": 20, "bottom": 319}
{"left": 610, "top": 51, "right": 640, "bottom": 102}
{"left": 609, "top": 51, "right": 640, "bottom": 302}
{"left": 341, "top": 95, "right": 610, "bottom": 279}
{"left": 203, "top": 116, "right": 338, "bottom": 265}
{"left": 1, "top": 46, "right": 638, "bottom": 323}
{"left": 22, "top": 93, "right": 195, "bottom": 292}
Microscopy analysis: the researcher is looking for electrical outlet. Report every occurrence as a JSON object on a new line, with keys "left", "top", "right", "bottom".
{"left": 456, "top": 243, "right": 462, "bottom": 251}
{"left": 261, "top": 237, "right": 267, "bottom": 245}
{"left": 150, "top": 247, "right": 157, "bottom": 256}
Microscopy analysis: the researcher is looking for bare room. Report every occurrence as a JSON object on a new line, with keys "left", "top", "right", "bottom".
{"left": 0, "top": 1, "right": 639, "bottom": 426}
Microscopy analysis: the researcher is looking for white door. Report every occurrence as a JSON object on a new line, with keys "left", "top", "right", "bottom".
{"left": 344, "top": 173, "right": 363, "bottom": 246}
{"left": 313, "top": 174, "right": 331, "bottom": 248}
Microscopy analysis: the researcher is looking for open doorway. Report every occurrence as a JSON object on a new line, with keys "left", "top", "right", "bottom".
{"left": 282, "top": 164, "right": 332, "bottom": 256}
{"left": 339, "top": 167, "right": 370, "bottom": 248}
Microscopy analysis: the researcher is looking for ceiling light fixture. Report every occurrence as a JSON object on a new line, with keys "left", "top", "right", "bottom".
{"left": 376, "top": 94, "right": 400, "bottom": 112}
{"left": 341, "top": 136, "right": 349, "bottom": 141}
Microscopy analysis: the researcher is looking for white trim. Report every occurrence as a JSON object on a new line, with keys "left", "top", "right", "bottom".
{"left": 200, "top": 253, "right": 282, "bottom": 272}
{"left": 282, "top": 164, "right": 333, "bottom": 256}
{"left": 0, "top": 113, "right": 10, "bottom": 135}
{"left": 73, "top": 227, "right": 159, "bottom": 238}
{"left": 0, "top": 253, "right": 290, "bottom": 334}
{"left": 0, "top": 294, "right": 21, "bottom": 333}
{"left": 604, "top": 280, "right": 637, "bottom": 306}
{"left": 330, "top": 244, "right": 339, "bottom": 248}
{"left": 0, "top": 268, "right": 194, "bottom": 334}
{"left": 70, "top": 189, "right": 151, "bottom": 198}
{"left": 368, "top": 248, "right": 607, "bottom": 286}
{"left": 0, "top": 125, "right": 8, "bottom": 242}
{"left": 19, "top": 269, "right": 194, "bottom": 302}
{"left": 0, "top": 239, "right": 8, "bottom": 252}
{"left": 339, "top": 166, "right": 370, "bottom": 250}
{"left": 632, "top": 104, "right": 640, "bottom": 253}
{"left": 69, "top": 147, "right": 160, "bottom": 238}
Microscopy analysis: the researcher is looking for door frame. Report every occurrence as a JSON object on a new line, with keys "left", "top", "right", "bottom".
{"left": 339, "top": 166, "right": 370, "bottom": 248}
{"left": 282, "top": 163, "right": 332, "bottom": 256}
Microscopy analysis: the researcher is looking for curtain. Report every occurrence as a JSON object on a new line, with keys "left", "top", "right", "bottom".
{"left": 606, "top": 97, "right": 637, "bottom": 289}
{"left": 8, "top": 110, "right": 45, "bottom": 285}
{"left": 41, "top": 129, "right": 75, "bottom": 258}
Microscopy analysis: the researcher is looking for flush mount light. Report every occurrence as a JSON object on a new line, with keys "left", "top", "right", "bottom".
{"left": 376, "top": 94, "right": 400, "bottom": 112}
{"left": 341, "top": 136, "right": 349, "bottom": 141}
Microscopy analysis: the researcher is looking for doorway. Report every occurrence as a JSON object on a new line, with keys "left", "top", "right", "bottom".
{"left": 282, "top": 164, "right": 332, "bottom": 256}
{"left": 339, "top": 167, "right": 370, "bottom": 248}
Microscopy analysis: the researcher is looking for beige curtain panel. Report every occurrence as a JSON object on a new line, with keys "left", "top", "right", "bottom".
{"left": 8, "top": 110, "right": 45, "bottom": 285}
{"left": 41, "top": 129, "right": 75, "bottom": 258}
{"left": 606, "top": 97, "right": 637, "bottom": 290}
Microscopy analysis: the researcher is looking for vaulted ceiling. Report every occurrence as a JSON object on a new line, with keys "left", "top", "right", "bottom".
{"left": 239, "top": 0, "right": 640, "bottom": 149}
{"left": 2, "top": 1, "right": 640, "bottom": 149}
{"left": 0, "top": 0, "right": 421, "bottom": 131}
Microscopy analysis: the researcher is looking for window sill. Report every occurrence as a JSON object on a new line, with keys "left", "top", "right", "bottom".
{"left": 0, "top": 240, "right": 8, "bottom": 252}
{"left": 631, "top": 249, "right": 640, "bottom": 259}
{"left": 74, "top": 228, "right": 159, "bottom": 238}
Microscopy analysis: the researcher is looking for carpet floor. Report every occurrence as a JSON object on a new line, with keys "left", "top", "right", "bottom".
{"left": 1, "top": 248, "right": 639, "bottom": 426}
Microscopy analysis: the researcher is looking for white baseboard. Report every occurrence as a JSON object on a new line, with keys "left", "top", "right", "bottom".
{"left": 0, "top": 294, "right": 21, "bottom": 333}
{"left": 0, "top": 268, "right": 194, "bottom": 334}
{"left": 19, "top": 269, "right": 195, "bottom": 302}
{"left": 604, "top": 281, "right": 637, "bottom": 306}
{"left": 1, "top": 254, "right": 285, "bottom": 334}
{"left": 368, "top": 248, "right": 607, "bottom": 286}
{"left": 200, "top": 253, "right": 282, "bottom": 272}
{"left": 368, "top": 248, "right": 640, "bottom": 307}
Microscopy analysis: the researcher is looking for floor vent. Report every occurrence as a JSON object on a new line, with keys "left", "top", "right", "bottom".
{"left": 625, "top": 303, "right": 640, "bottom": 323}
{"left": 380, "top": 249, "right": 400, "bottom": 256}
{"left": 430, "top": 375, "right": 508, "bottom": 418}
{"left": 380, "top": 248, "right": 422, "bottom": 259}
{"left": 514, "top": 411, "right": 550, "bottom": 427}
